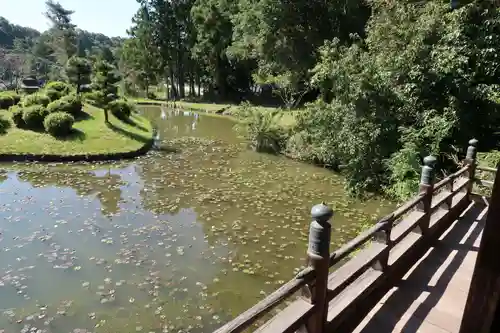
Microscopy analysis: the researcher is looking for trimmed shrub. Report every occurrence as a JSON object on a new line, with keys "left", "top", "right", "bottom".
{"left": 44, "top": 112, "right": 75, "bottom": 137}
{"left": 0, "top": 115, "right": 11, "bottom": 134}
{"left": 82, "top": 91, "right": 99, "bottom": 106}
{"left": 22, "top": 94, "right": 51, "bottom": 107}
{"left": 108, "top": 99, "right": 134, "bottom": 121}
{"left": 22, "top": 105, "right": 49, "bottom": 130}
{"left": 0, "top": 94, "right": 14, "bottom": 109}
{"left": 47, "top": 99, "right": 67, "bottom": 114}
{"left": 60, "top": 94, "right": 83, "bottom": 115}
{"left": 0, "top": 92, "right": 21, "bottom": 109}
{"left": 45, "top": 81, "right": 71, "bottom": 94}
{"left": 45, "top": 89, "right": 64, "bottom": 102}
{"left": 11, "top": 105, "right": 25, "bottom": 128}
{"left": 47, "top": 94, "right": 82, "bottom": 116}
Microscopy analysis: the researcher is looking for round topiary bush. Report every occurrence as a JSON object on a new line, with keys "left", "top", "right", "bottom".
{"left": 108, "top": 99, "right": 134, "bottom": 121}
{"left": 11, "top": 106, "right": 25, "bottom": 128}
{"left": 0, "top": 92, "right": 20, "bottom": 109}
{"left": 22, "top": 105, "right": 49, "bottom": 130}
{"left": 0, "top": 94, "right": 14, "bottom": 110}
{"left": 0, "top": 115, "right": 11, "bottom": 134}
{"left": 59, "top": 94, "right": 83, "bottom": 115}
{"left": 44, "top": 112, "right": 75, "bottom": 137}
{"left": 47, "top": 99, "right": 68, "bottom": 114}
{"left": 47, "top": 94, "right": 83, "bottom": 116}
{"left": 45, "top": 81, "right": 71, "bottom": 93}
{"left": 22, "top": 94, "right": 51, "bottom": 107}
{"left": 45, "top": 89, "right": 64, "bottom": 102}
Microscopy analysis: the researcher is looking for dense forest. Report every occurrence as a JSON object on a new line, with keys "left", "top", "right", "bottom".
{"left": 1, "top": 0, "right": 499, "bottom": 201}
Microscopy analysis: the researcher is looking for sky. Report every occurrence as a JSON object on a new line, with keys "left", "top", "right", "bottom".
{"left": 0, "top": 0, "right": 139, "bottom": 37}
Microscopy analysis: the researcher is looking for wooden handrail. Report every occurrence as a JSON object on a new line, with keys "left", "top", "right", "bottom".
{"left": 434, "top": 166, "right": 469, "bottom": 191}
{"left": 329, "top": 216, "right": 392, "bottom": 266}
{"left": 214, "top": 140, "right": 487, "bottom": 333}
{"left": 392, "top": 193, "right": 425, "bottom": 221}
{"left": 214, "top": 269, "right": 316, "bottom": 333}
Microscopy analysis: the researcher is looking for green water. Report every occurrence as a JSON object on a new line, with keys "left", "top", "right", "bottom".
{"left": 0, "top": 107, "right": 394, "bottom": 333}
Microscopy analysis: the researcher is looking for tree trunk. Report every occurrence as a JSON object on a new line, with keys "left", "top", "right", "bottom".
{"left": 104, "top": 109, "right": 109, "bottom": 123}
{"left": 76, "top": 73, "right": 81, "bottom": 95}
{"left": 169, "top": 66, "right": 177, "bottom": 100}
{"left": 178, "top": 60, "right": 185, "bottom": 99}
{"left": 189, "top": 72, "right": 195, "bottom": 97}
{"left": 196, "top": 72, "right": 201, "bottom": 97}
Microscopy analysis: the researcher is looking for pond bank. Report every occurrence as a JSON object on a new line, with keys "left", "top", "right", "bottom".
{"left": 133, "top": 98, "right": 298, "bottom": 128}
{"left": 0, "top": 105, "right": 155, "bottom": 162}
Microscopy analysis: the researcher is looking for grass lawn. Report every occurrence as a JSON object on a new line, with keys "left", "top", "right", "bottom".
{"left": 0, "top": 104, "right": 153, "bottom": 155}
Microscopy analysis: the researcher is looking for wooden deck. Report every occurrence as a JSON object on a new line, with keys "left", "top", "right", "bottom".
{"left": 352, "top": 198, "right": 488, "bottom": 333}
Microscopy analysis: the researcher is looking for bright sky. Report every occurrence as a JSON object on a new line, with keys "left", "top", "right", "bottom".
{"left": 0, "top": 0, "right": 139, "bottom": 37}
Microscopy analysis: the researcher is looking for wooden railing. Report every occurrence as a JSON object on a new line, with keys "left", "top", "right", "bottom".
{"left": 214, "top": 139, "right": 484, "bottom": 333}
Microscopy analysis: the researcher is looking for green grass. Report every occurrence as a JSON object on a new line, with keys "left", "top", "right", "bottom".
{"left": 0, "top": 104, "right": 153, "bottom": 155}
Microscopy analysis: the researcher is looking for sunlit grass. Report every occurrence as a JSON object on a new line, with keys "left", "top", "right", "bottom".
{"left": 0, "top": 104, "right": 153, "bottom": 155}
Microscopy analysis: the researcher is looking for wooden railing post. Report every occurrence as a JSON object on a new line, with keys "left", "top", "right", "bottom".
{"left": 446, "top": 174, "right": 455, "bottom": 209}
{"left": 417, "top": 156, "right": 436, "bottom": 233}
{"left": 465, "top": 138, "right": 478, "bottom": 198}
{"left": 305, "top": 203, "right": 333, "bottom": 333}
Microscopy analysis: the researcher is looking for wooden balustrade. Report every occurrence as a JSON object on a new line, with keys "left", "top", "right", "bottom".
{"left": 214, "top": 138, "right": 490, "bottom": 333}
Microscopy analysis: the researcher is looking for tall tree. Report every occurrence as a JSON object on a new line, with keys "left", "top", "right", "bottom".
{"left": 122, "top": 3, "right": 159, "bottom": 97}
{"left": 66, "top": 56, "right": 92, "bottom": 94}
{"left": 44, "top": 0, "right": 77, "bottom": 66}
{"left": 93, "top": 60, "right": 121, "bottom": 123}
{"left": 191, "top": 0, "right": 235, "bottom": 100}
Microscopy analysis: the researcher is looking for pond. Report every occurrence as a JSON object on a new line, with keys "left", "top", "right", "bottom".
{"left": 0, "top": 106, "right": 394, "bottom": 333}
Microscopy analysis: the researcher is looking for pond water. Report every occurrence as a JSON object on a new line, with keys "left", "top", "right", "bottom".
{"left": 0, "top": 107, "right": 394, "bottom": 333}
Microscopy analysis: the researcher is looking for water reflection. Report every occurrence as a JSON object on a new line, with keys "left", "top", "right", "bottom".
{"left": 0, "top": 107, "right": 394, "bottom": 332}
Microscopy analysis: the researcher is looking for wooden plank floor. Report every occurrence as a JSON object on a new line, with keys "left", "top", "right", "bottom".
{"left": 352, "top": 199, "right": 488, "bottom": 333}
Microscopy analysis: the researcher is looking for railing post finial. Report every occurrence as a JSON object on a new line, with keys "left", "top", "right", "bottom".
{"left": 421, "top": 155, "right": 437, "bottom": 186}
{"left": 306, "top": 203, "right": 333, "bottom": 333}
{"left": 418, "top": 156, "right": 436, "bottom": 234}
{"left": 466, "top": 138, "right": 478, "bottom": 162}
{"left": 309, "top": 203, "right": 333, "bottom": 257}
{"left": 465, "top": 139, "right": 478, "bottom": 197}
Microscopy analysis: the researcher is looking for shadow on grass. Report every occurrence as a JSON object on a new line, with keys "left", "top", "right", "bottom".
{"left": 125, "top": 117, "right": 149, "bottom": 132}
{"left": 55, "top": 128, "right": 87, "bottom": 142}
{"left": 106, "top": 121, "right": 150, "bottom": 144}
{"left": 74, "top": 111, "right": 94, "bottom": 121}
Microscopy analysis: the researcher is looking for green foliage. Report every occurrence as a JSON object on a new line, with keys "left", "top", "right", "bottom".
{"left": 66, "top": 56, "right": 92, "bottom": 93}
{"left": 22, "top": 94, "right": 51, "bottom": 107}
{"left": 22, "top": 105, "right": 49, "bottom": 130}
{"left": 45, "top": 89, "right": 64, "bottom": 102}
{"left": 47, "top": 93, "right": 82, "bottom": 115}
{"left": 45, "top": 81, "right": 71, "bottom": 93}
{"left": 10, "top": 105, "right": 25, "bottom": 128}
{"left": 43, "top": 111, "right": 75, "bottom": 137}
{"left": 82, "top": 91, "right": 100, "bottom": 105}
{"left": 0, "top": 92, "right": 21, "bottom": 109}
{"left": 295, "top": 1, "right": 500, "bottom": 200}
{"left": 59, "top": 93, "right": 83, "bottom": 115}
{"left": 0, "top": 114, "right": 11, "bottom": 134}
{"left": 235, "top": 102, "right": 288, "bottom": 153}
{"left": 108, "top": 99, "right": 134, "bottom": 121}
